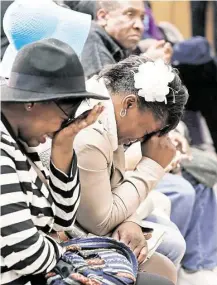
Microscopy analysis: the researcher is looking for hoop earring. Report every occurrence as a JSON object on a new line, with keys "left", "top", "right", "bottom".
{"left": 120, "top": 109, "right": 127, "bottom": 118}
{"left": 26, "top": 103, "right": 33, "bottom": 110}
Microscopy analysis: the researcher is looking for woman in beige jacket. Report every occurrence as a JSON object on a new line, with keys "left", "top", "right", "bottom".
{"left": 73, "top": 56, "right": 188, "bottom": 283}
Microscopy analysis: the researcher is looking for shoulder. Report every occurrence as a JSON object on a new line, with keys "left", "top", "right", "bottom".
{"left": 82, "top": 22, "right": 114, "bottom": 58}
{"left": 0, "top": 131, "right": 27, "bottom": 167}
{"left": 86, "top": 22, "right": 107, "bottom": 42}
{"left": 0, "top": 131, "right": 16, "bottom": 156}
{"left": 74, "top": 121, "right": 113, "bottom": 162}
{"left": 0, "top": 132, "right": 19, "bottom": 175}
{"left": 81, "top": 22, "right": 115, "bottom": 78}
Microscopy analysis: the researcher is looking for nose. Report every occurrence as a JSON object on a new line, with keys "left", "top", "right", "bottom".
{"left": 133, "top": 17, "right": 144, "bottom": 33}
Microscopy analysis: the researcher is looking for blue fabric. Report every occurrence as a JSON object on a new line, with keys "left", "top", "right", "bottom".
{"left": 172, "top": 36, "right": 214, "bottom": 66}
{"left": 46, "top": 236, "right": 138, "bottom": 285}
{"left": 144, "top": 214, "right": 186, "bottom": 266}
{"left": 156, "top": 173, "right": 217, "bottom": 271}
{"left": 3, "top": 0, "right": 91, "bottom": 57}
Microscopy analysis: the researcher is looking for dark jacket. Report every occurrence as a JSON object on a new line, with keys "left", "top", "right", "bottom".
{"left": 81, "top": 22, "right": 131, "bottom": 79}
{"left": 64, "top": 0, "right": 96, "bottom": 19}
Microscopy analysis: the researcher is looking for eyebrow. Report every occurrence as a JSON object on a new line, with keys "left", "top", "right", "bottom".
{"left": 123, "top": 7, "right": 145, "bottom": 15}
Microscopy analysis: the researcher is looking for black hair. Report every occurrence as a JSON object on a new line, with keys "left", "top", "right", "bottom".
{"left": 63, "top": 1, "right": 97, "bottom": 19}
{"left": 98, "top": 55, "right": 189, "bottom": 134}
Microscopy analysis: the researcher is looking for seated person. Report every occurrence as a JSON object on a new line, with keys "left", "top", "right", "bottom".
{"left": 81, "top": 0, "right": 173, "bottom": 78}
{"left": 0, "top": 38, "right": 106, "bottom": 285}
{"left": 73, "top": 55, "right": 189, "bottom": 283}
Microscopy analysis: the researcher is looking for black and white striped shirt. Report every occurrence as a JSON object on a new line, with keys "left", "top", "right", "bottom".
{"left": 0, "top": 117, "right": 80, "bottom": 285}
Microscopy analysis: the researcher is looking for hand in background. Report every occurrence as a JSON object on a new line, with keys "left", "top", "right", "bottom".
{"left": 169, "top": 131, "right": 191, "bottom": 157}
{"left": 145, "top": 40, "right": 173, "bottom": 63}
{"left": 165, "top": 132, "right": 192, "bottom": 173}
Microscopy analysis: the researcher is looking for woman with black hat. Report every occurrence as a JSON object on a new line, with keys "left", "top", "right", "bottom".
{"left": 0, "top": 38, "right": 107, "bottom": 285}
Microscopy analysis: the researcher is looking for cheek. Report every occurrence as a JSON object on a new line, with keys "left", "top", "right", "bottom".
{"left": 109, "top": 18, "right": 128, "bottom": 36}
{"left": 27, "top": 117, "right": 63, "bottom": 136}
{"left": 41, "top": 117, "right": 63, "bottom": 132}
{"left": 118, "top": 21, "right": 132, "bottom": 35}
{"left": 128, "top": 121, "right": 145, "bottom": 139}
{"left": 119, "top": 117, "right": 141, "bottom": 138}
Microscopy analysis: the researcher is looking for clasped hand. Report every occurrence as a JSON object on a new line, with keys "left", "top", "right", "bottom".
{"left": 112, "top": 222, "right": 151, "bottom": 264}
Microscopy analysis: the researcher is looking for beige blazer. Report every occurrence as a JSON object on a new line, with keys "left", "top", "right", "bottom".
{"left": 74, "top": 117, "right": 165, "bottom": 236}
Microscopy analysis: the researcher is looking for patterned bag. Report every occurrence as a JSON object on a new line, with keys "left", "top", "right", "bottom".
{"left": 45, "top": 236, "right": 138, "bottom": 285}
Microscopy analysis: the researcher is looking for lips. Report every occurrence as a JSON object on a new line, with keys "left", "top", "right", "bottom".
{"left": 122, "top": 139, "right": 137, "bottom": 146}
{"left": 129, "top": 34, "right": 141, "bottom": 39}
{"left": 39, "top": 135, "right": 47, "bottom": 144}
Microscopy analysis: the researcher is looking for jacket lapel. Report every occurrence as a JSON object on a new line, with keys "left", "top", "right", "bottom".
{"left": 111, "top": 146, "right": 125, "bottom": 187}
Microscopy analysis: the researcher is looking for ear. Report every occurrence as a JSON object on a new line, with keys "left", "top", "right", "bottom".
{"left": 96, "top": 8, "right": 108, "bottom": 27}
{"left": 24, "top": 103, "right": 35, "bottom": 111}
{"left": 122, "top": 95, "right": 138, "bottom": 110}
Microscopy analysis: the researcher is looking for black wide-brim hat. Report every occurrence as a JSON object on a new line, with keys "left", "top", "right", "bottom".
{"left": 1, "top": 38, "right": 109, "bottom": 102}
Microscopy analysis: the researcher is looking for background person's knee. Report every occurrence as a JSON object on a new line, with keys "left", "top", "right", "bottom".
{"left": 173, "top": 175, "right": 196, "bottom": 208}
{"left": 136, "top": 272, "right": 175, "bottom": 285}
{"left": 140, "top": 252, "right": 177, "bottom": 284}
{"left": 159, "top": 226, "right": 186, "bottom": 266}
{"left": 145, "top": 215, "right": 186, "bottom": 266}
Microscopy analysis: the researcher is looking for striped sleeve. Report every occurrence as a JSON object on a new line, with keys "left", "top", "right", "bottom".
{"left": 49, "top": 153, "right": 81, "bottom": 231}
{"left": 0, "top": 150, "right": 63, "bottom": 277}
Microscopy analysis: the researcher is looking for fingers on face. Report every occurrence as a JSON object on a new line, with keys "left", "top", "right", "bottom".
{"left": 84, "top": 104, "right": 104, "bottom": 126}
{"left": 150, "top": 134, "right": 169, "bottom": 144}
{"left": 66, "top": 104, "right": 104, "bottom": 134}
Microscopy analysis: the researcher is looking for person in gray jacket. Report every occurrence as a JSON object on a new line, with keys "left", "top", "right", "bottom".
{"left": 81, "top": 0, "right": 172, "bottom": 79}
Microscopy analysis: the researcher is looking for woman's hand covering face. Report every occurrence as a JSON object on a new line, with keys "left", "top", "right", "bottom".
{"left": 52, "top": 103, "right": 104, "bottom": 149}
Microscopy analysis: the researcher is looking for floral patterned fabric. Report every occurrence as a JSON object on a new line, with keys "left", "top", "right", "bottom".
{"left": 45, "top": 236, "right": 138, "bottom": 285}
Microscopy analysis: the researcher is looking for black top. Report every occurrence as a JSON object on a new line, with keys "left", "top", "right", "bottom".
{"left": 81, "top": 22, "right": 131, "bottom": 79}
{"left": 64, "top": 0, "right": 96, "bottom": 19}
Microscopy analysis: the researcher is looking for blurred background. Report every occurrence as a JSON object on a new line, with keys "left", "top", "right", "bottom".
{"left": 151, "top": 1, "right": 215, "bottom": 46}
